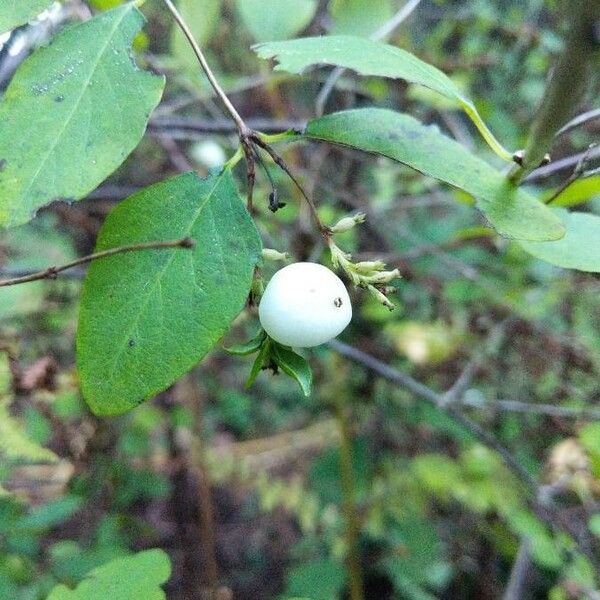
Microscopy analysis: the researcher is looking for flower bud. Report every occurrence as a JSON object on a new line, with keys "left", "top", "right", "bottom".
{"left": 353, "top": 260, "right": 386, "bottom": 274}
{"left": 262, "top": 248, "right": 289, "bottom": 262}
{"left": 330, "top": 213, "right": 366, "bottom": 234}
{"left": 367, "top": 285, "right": 395, "bottom": 310}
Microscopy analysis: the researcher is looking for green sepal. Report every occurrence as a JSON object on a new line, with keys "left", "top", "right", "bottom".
{"left": 224, "top": 329, "right": 267, "bottom": 356}
{"left": 271, "top": 342, "right": 313, "bottom": 397}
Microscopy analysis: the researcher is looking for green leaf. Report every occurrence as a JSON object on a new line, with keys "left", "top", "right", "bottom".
{"left": 304, "top": 109, "right": 564, "bottom": 241}
{"left": 224, "top": 329, "right": 267, "bottom": 355}
{"left": 254, "top": 35, "right": 511, "bottom": 160}
{"left": 579, "top": 422, "right": 600, "bottom": 457}
{"left": 520, "top": 209, "right": 600, "bottom": 272}
{"left": 271, "top": 343, "right": 312, "bottom": 396}
{"left": 549, "top": 175, "right": 600, "bottom": 207}
{"left": 17, "top": 496, "right": 82, "bottom": 531}
{"left": 170, "top": 0, "right": 221, "bottom": 68}
{"left": 330, "top": 0, "right": 392, "bottom": 37}
{"left": 0, "top": 0, "right": 53, "bottom": 34}
{"left": 589, "top": 513, "right": 600, "bottom": 538}
{"left": 0, "top": 215, "right": 76, "bottom": 320}
{"left": 47, "top": 549, "right": 171, "bottom": 600}
{"left": 285, "top": 558, "right": 347, "bottom": 600}
{"left": 0, "top": 3, "right": 164, "bottom": 228}
{"left": 76, "top": 170, "right": 262, "bottom": 416}
{"left": 245, "top": 338, "right": 271, "bottom": 388}
{"left": 235, "top": 0, "right": 317, "bottom": 42}
{"left": 0, "top": 399, "right": 57, "bottom": 464}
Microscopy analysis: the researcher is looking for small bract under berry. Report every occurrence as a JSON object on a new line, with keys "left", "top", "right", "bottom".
{"left": 258, "top": 262, "right": 352, "bottom": 348}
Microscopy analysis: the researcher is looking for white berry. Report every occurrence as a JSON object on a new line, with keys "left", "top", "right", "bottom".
{"left": 258, "top": 262, "right": 352, "bottom": 348}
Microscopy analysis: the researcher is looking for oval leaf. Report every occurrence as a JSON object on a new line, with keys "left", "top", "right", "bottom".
{"left": 235, "top": 0, "right": 317, "bottom": 42}
{"left": 0, "top": 3, "right": 165, "bottom": 228}
{"left": 77, "top": 170, "right": 262, "bottom": 416}
{"left": 520, "top": 209, "right": 600, "bottom": 272}
{"left": 304, "top": 109, "right": 564, "bottom": 242}
{"left": 0, "top": 0, "right": 53, "bottom": 34}
{"left": 171, "top": 0, "right": 221, "bottom": 68}
{"left": 254, "top": 35, "right": 511, "bottom": 160}
{"left": 330, "top": 0, "right": 393, "bottom": 37}
{"left": 47, "top": 549, "right": 171, "bottom": 600}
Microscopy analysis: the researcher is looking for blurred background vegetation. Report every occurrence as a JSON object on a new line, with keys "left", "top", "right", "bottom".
{"left": 0, "top": 0, "right": 599, "bottom": 598}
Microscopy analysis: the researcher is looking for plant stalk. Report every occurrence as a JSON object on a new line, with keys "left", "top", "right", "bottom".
{"left": 0, "top": 237, "right": 193, "bottom": 287}
{"left": 162, "top": 0, "right": 251, "bottom": 138}
{"left": 334, "top": 396, "right": 365, "bottom": 600}
{"left": 509, "top": 0, "right": 600, "bottom": 184}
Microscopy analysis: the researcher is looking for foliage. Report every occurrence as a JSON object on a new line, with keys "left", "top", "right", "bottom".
{"left": 254, "top": 35, "right": 512, "bottom": 160}
{"left": 76, "top": 170, "right": 262, "bottom": 415}
{"left": 47, "top": 549, "right": 171, "bottom": 600}
{"left": 304, "top": 108, "right": 564, "bottom": 241}
{"left": 0, "top": 0, "right": 599, "bottom": 598}
{"left": 0, "top": 4, "right": 164, "bottom": 227}
{"left": 0, "top": 0, "right": 53, "bottom": 34}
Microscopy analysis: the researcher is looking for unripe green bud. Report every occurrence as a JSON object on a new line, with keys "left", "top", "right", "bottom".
{"left": 262, "top": 248, "right": 289, "bottom": 262}
{"left": 353, "top": 260, "right": 386, "bottom": 274}
{"left": 330, "top": 212, "right": 366, "bottom": 234}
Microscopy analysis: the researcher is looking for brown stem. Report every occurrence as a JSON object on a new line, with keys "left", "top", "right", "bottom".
{"left": 162, "top": 0, "right": 250, "bottom": 138}
{"left": 251, "top": 135, "right": 330, "bottom": 237}
{"left": 0, "top": 238, "right": 194, "bottom": 287}
{"left": 334, "top": 395, "right": 365, "bottom": 600}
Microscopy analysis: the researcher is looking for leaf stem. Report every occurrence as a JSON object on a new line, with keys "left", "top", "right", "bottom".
{"left": 251, "top": 135, "right": 329, "bottom": 237}
{"left": 0, "top": 238, "right": 194, "bottom": 287}
{"left": 334, "top": 395, "right": 364, "bottom": 600}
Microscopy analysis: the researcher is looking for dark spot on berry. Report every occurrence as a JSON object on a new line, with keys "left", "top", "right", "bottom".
{"left": 334, "top": 297, "right": 343, "bottom": 307}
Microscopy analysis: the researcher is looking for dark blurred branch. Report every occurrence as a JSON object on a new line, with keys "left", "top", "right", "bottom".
{"left": 503, "top": 540, "right": 533, "bottom": 600}
{"left": 0, "top": 238, "right": 193, "bottom": 287}
{"left": 328, "top": 338, "right": 600, "bottom": 570}
{"left": 440, "top": 319, "right": 512, "bottom": 408}
{"left": 328, "top": 339, "right": 538, "bottom": 490}
{"left": 544, "top": 143, "right": 598, "bottom": 203}
{"left": 524, "top": 144, "right": 600, "bottom": 182}
{"left": 148, "top": 116, "right": 305, "bottom": 137}
{"left": 557, "top": 108, "right": 600, "bottom": 137}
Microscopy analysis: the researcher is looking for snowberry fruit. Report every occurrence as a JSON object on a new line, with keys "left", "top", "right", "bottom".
{"left": 258, "top": 262, "right": 352, "bottom": 348}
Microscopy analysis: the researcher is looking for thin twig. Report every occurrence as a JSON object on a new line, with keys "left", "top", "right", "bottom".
{"left": 327, "top": 339, "right": 538, "bottom": 491}
{"left": 315, "top": 0, "right": 424, "bottom": 116}
{"left": 524, "top": 144, "right": 600, "bottom": 182}
{"left": 148, "top": 116, "right": 305, "bottom": 136}
{"left": 466, "top": 398, "right": 600, "bottom": 421}
{"left": 162, "top": 0, "right": 250, "bottom": 137}
{"left": 162, "top": 0, "right": 259, "bottom": 209}
{"left": 251, "top": 135, "right": 329, "bottom": 236}
{"left": 440, "top": 319, "right": 512, "bottom": 408}
{"left": 545, "top": 143, "right": 598, "bottom": 204}
{"left": 556, "top": 108, "right": 600, "bottom": 137}
{"left": 0, "top": 238, "right": 194, "bottom": 287}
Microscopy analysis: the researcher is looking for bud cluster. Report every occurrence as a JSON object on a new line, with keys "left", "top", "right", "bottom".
{"left": 328, "top": 215, "right": 400, "bottom": 310}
